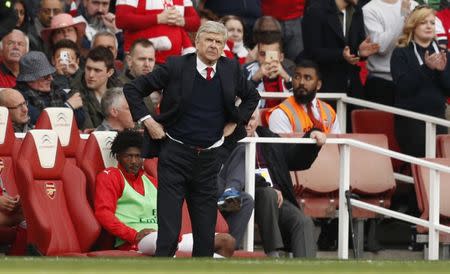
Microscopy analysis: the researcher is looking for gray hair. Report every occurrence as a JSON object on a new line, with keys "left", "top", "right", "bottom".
{"left": 93, "top": 30, "right": 118, "bottom": 51}
{"left": 0, "top": 29, "right": 30, "bottom": 52}
{"left": 101, "top": 87, "right": 125, "bottom": 117}
{"left": 195, "top": 21, "right": 227, "bottom": 43}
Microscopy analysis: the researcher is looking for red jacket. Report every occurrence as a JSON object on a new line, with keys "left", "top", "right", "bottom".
{"left": 261, "top": 0, "right": 305, "bottom": 21}
{"left": 94, "top": 165, "right": 157, "bottom": 247}
{"left": 115, "top": 0, "right": 200, "bottom": 63}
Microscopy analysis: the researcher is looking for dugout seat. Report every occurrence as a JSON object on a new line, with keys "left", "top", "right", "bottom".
{"left": 436, "top": 135, "right": 450, "bottom": 158}
{"left": 143, "top": 158, "right": 158, "bottom": 179}
{"left": 34, "top": 108, "right": 86, "bottom": 167}
{"left": 412, "top": 158, "right": 450, "bottom": 242}
{"left": 338, "top": 133, "right": 396, "bottom": 217}
{"left": 351, "top": 109, "right": 407, "bottom": 173}
{"left": 14, "top": 130, "right": 141, "bottom": 256}
{"left": 79, "top": 131, "right": 118, "bottom": 206}
{"left": 292, "top": 133, "right": 340, "bottom": 218}
{"left": 0, "top": 107, "right": 22, "bottom": 248}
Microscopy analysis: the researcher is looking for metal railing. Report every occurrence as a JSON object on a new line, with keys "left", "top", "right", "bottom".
{"left": 241, "top": 136, "right": 450, "bottom": 260}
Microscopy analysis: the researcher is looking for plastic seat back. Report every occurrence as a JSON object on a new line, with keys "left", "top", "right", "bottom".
{"left": 34, "top": 108, "right": 86, "bottom": 166}
{"left": 436, "top": 135, "right": 450, "bottom": 158}
{"left": 79, "top": 131, "right": 118, "bottom": 206}
{"left": 15, "top": 130, "right": 100, "bottom": 255}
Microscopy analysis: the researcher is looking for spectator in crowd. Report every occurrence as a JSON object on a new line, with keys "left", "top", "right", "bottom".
{"left": 437, "top": 2, "right": 450, "bottom": 50}
{"left": 0, "top": 158, "right": 27, "bottom": 255}
{"left": 94, "top": 130, "right": 235, "bottom": 257}
{"left": 197, "top": 8, "right": 219, "bottom": 25}
{"left": 244, "top": 40, "right": 293, "bottom": 109}
{"left": 391, "top": 5, "right": 450, "bottom": 158}
{"left": 28, "top": 0, "right": 65, "bottom": 53}
{"left": 14, "top": 51, "right": 84, "bottom": 126}
{"left": 261, "top": 0, "right": 309, "bottom": 60}
{"left": 40, "top": 13, "right": 87, "bottom": 58}
{"left": 246, "top": 16, "right": 283, "bottom": 62}
{"left": 363, "top": 0, "right": 447, "bottom": 106}
{"left": 218, "top": 108, "right": 325, "bottom": 257}
{"left": 0, "top": 88, "right": 31, "bottom": 133}
{"left": 51, "top": 39, "right": 82, "bottom": 91}
{"left": 220, "top": 15, "right": 249, "bottom": 65}
{"left": 72, "top": 46, "right": 121, "bottom": 129}
{"left": 14, "top": 0, "right": 32, "bottom": 33}
{"left": 267, "top": 60, "right": 340, "bottom": 134}
{"left": 92, "top": 30, "right": 118, "bottom": 59}
{"left": 115, "top": 0, "right": 200, "bottom": 64}
{"left": 0, "top": 30, "right": 29, "bottom": 88}
{"left": 198, "top": 0, "right": 261, "bottom": 47}
{"left": 302, "top": 0, "right": 380, "bottom": 98}
{"left": 124, "top": 21, "right": 259, "bottom": 257}
{"left": 120, "top": 39, "right": 157, "bottom": 115}
{"left": 77, "top": 0, "right": 120, "bottom": 42}
{"left": 95, "top": 87, "right": 134, "bottom": 131}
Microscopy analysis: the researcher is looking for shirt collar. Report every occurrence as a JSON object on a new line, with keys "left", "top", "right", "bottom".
{"left": 0, "top": 62, "right": 13, "bottom": 76}
{"left": 196, "top": 56, "right": 217, "bottom": 75}
{"left": 118, "top": 163, "right": 144, "bottom": 182}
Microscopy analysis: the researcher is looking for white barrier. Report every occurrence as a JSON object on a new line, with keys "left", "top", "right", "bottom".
{"left": 241, "top": 137, "right": 450, "bottom": 260}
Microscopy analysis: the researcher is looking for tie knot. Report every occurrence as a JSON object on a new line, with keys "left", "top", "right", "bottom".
{"left": 206, "top": 67, "right": 213, "bottom": 80}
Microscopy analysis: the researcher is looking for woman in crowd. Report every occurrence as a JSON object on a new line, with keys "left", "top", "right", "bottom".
{"left": 391, "top": 5, "right": 450, "bottom": 157}
{"left": 220, "top": 15, "right": 249, "bottom": 65}
{"left": 14, "top": 0, "right": 31, "bottom": 33}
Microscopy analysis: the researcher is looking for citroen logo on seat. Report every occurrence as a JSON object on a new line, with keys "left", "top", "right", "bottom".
{"left": 41, "top": 135, "right": 52, "bottom": 145}
{"left": 56, "top": 112, "right": 67, "bottom": 123}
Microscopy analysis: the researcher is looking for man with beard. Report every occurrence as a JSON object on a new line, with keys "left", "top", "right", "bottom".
{"left": 267, "top": 60, "right": 340, "bottom": 134}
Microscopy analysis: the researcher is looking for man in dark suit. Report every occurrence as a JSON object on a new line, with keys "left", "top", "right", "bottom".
{"left": 302, "top": 0, "right": 379, "bottom": 97}
{"left": 123, "top": 21, "right": 260, "bottom": 257}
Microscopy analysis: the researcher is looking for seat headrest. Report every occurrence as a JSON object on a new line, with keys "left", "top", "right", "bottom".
{"left": 29, "top": 130, "right": 59, "bottom": 168}
{"left": 0, "top": 106, "right": 9, "bottom": 144}
{"left": 44, "top": 108, "right": 74, "bottom": 146}
{"left": 91, "top": 131, "right": 118, "bottom": 168}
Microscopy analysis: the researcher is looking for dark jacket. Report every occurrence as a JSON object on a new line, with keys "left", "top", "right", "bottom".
{"left": 302, "top": 0, "right": 366, "bottom": 96}
{"left": 124, "top": 53, "right": 261, "bottom": 158}
{"left": 391, "top": 42, "right": 450, "bottom": 117}
{"left": 119, "top": 69, "right": 156, "bottom": 116}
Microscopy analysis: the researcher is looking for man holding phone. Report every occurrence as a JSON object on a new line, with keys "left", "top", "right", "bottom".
{"left": 244, "top": 40, "right": 294, "bottom": 108}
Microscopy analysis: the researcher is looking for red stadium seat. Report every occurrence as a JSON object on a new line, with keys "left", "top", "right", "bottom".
{"left": 351, "top": 109, "right": 407, "bottom": 173}
{"left": 436, "top": 135, "right": 450, "bottom": 158}
{"left": 338, "top": 133, "right": 396, "bottom": 218}
{"left": 0, "top": 107, "right": 21, "bottom": 248}
{"left": 34, "top": 108, "right": 86, "bottom": 167}
{"left": 79, "top": 131, "right": 118, "bottom": 206}
{"left": 14, "top": 130, "right": 140, "bottom": 256}
{"left": 412, "top": 158, "right": 450, "bottom": 242}
{"left": 143, "top": 158, "right": 158, "bottom": 178}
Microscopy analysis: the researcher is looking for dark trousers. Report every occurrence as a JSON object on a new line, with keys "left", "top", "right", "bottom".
{"left": 254, "top": 187, "right": 316, "bottom": 258}
{"left": 364, "top": 76, "right": 396, "bottom": 106}
{"left": 155, "top": 139, "right": 220, "bottom": 257}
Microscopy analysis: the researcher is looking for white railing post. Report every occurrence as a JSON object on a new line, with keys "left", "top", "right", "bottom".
{"left": 243, "top": 141, "right": 256, "bottom": 252}
{"left": 336, "top": 97, "right": 347, "bottom": 133}
{"left": 428, "top": 169, "right": 440, "bottom": 260}
{"left": 338, "top": 144, "right": 351, "bottom": 259}
{"left": 425, "top": 122, "right": 436, "bottom": 158}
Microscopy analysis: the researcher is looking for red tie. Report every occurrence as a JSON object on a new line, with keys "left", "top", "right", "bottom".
{"left": 206, "top": 67, "right": 213, "bottom": 80}
{"left": 307, "top": 102, "right": 324, "bottom": 131}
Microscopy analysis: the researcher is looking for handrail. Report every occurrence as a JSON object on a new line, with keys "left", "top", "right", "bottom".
{"left": 240, "top": 136, "right": 450, "bottom": 260}
{"left": 259, "top": 92, "right": 450, "bottom": 157}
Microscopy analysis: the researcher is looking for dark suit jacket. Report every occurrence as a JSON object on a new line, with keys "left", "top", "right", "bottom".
{"left": 302, "top": 0, "right": 366, "bottom": 96}
{"left": 123, "top": 53, "right": 261, "bottom": 158}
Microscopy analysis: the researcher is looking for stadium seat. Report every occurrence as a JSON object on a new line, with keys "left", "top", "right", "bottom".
{"left": 293, "top": 134, "right": 340, "bottom": 218}
{"left": 143, "top": 158, "right": 158, "bottom": 178}
{"left": 338, "top": 133, "right": 396, "bottom": 217}
{"left": 351, "top": 109, "right": 407, "bottom": 173}
{"left": 0, "top": 107, "right": 21, "bottom": 248}
{"left": 34, "top": 108, "right": 86, "bottom": 167}
{"left": 436, "top": 135, "right": 450, "bottom": 158}
{"left": 79, "top": 131, "right": 118, "bottom": 206}
{"left": 14, "top": 130, "right": 140, "bottom": 256}
{"left": 411, "top": 158, "right": 450, "bottom": 242}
